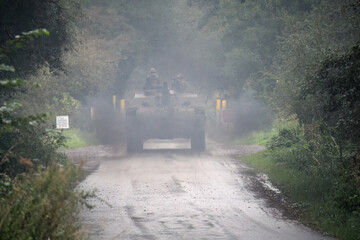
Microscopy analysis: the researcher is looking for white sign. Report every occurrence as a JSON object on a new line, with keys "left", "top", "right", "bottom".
{"left": 56, "top": 116, "right": 69, "bottom": 129}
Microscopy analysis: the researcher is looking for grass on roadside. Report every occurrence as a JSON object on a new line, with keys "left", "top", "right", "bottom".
{"left": 242, "top": 151, "right": 328, "bottom": 204}
{"left": 61, "top": 129, "right": 99, "bottom": 149}
{"left": 234, "top": 118, "right": 299, "bottom": 146}
{"left": 242, "top": 150, "right": 360, "bottom": 240}
{"left": 234, "top": 127, "right": 276, "bottom": 145}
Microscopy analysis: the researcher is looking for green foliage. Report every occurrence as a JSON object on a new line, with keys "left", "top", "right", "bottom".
{"left": 222, "top": 2, "right": 360, "bottom": 237}
{"left": 190, "top": 0, "right": 320, "bottom": 96}
{"left": 106, "top": 0, "right": 176, "bottom": 54}
{"left": 0, "top": 29, "right": 49, "bottom": 54}
{"left": 61, "top": 129, "right": 99, "bottom": 149}
{"left": 301, "top": 45, "right": 360, "bottom": 145}
{"left": 274, "top": 0, "right": 360, "bottom": 117}
{"left": 248, "top": 117, "right": 360, "bottom": 239}
{"left": 242, "top": 151, "right": 327, "bottom": 203}
{"left": 222, "top": 48, "right": 259, "bottom": 96}
{"left": 0, "top": 0, "right": 83, "bottom": 76}
{"left": 1, "top": 31, "right": 92, "bottom": 240}
{"left": 235, "top": 127, "right": 275, "bottom": 146}
{"left": 265, "top": 121, "right": 314, "bottom": 173}
{"left": 243, "top": 146, "right": 360, "bottom": 239}
{"left": 53, "top": 93, "right": 81, "bottom": 116}
{"left": 268, "top": 128, "right": 301, "bottom": 149}
{"left": 0, "top": 123, "right": 67, "bottom": 177}
{"left": 53, "top": 5, "right": 145, "bottom": 100}
{"left": 0, "top": 30, "right": 48, "bottom": 101}
{"left": 83, "top": 0, "right": 225, "bottom": 95}
{"left": 234, "top": 117, "right": 297, "bottom": 145}
{"left": 0, "top": 64, "right": 14, "bottom": 72}
{"left": 0, "top": 163, "right": 93, "bottom": 240}
{"left": 0, "top": 31, "right": 66, "bottom": 177}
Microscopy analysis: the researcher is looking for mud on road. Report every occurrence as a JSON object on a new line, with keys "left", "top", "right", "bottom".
{"left": 64, "top": 140, "right": 334, "bottom": 240}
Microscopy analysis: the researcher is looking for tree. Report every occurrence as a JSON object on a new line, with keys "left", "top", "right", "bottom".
{"left": 0, "top": 0, "right": 83, "bottom": 77}
{"left": 274, "top": 0, "right": 360, "bottom": 117}
{"left": 0, "top": 30, "right": 65, "bottom": 177}
{"left": 188, "top": 0, "right": 319, "bottom": 97}
{"left": 304, "top": 45, "right": 360, "bottom": 146}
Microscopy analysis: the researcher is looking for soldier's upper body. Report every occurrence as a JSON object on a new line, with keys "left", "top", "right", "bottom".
{"left": 172, "top": 73, "right": 189, "bottom": 93}
{"left": 144, "top": 68, "right": 162, "bottom": 96}
{"left": 145, "top": 68, "right": 160, "bottom": 88}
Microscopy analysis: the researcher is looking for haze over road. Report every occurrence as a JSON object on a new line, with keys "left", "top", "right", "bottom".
{"left": 78, "top": 140, "right": 334, "bottom": 240}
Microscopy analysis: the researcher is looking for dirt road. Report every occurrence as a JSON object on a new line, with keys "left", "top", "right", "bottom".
{"left": 75, "top": 140, "right": 334, "bottom": 240}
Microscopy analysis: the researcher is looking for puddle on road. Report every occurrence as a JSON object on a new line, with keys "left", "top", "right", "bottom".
{"left": 257, "top": 173, "right": 282, "bottom": 194}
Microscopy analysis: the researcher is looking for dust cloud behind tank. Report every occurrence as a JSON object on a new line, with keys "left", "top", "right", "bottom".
{"left": 125, "top": 73, "right": 206, "bottom": 152}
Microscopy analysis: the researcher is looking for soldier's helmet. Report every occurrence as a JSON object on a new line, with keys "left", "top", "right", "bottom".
{"left": 176, "top": 73, "right": 184, "bottom": 79}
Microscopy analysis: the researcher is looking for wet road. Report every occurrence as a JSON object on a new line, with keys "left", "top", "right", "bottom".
{"left": 78, "top": 140, "right": 333, "bottom": 240}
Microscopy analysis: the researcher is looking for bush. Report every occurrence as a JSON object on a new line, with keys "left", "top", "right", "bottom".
{"left": 259, "top": 118, "right": 360, "bottom": 239}
{"left": 0, "top": 123, "right": 67, "bottom": 178}
{"left": 0, "top": 163, "right": 93, "bottom": 240}
{"left": 0, "top": 31, "right": 93, "bottom": 240}
{"left": 268, "top": 128, "right": 301, "bottom": 149}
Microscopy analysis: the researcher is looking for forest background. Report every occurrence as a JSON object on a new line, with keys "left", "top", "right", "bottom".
{"left": 0, "top": 0, "right": 359, "bottom": 239}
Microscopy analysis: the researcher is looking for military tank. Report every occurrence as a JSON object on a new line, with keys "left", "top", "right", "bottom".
{"left": 126, "top": 82, "right": 206, "bottom": 152}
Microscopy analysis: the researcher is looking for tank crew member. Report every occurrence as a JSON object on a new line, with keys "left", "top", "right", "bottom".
{"left": 145, "top": 68, "right": 160, "bottom": 89}
{"left": 172, "top": 73, "right": 189, "bottom": 93}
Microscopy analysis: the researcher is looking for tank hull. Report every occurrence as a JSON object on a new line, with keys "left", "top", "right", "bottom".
{"left": 126, "top": 107, "right": 205, "bottom": 151}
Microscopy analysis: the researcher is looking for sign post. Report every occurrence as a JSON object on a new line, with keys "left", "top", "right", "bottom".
{"left": 56, "top": 116, "right": 70, "bottom": 129}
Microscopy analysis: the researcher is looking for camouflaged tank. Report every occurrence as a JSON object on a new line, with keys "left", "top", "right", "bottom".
{"left": 125, "top": 85, "right": 206, "bottom": 152}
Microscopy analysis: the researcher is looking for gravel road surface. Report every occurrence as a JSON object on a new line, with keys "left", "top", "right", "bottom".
{"left": 73, "top": 139, "right": 334, "bottom": 240}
